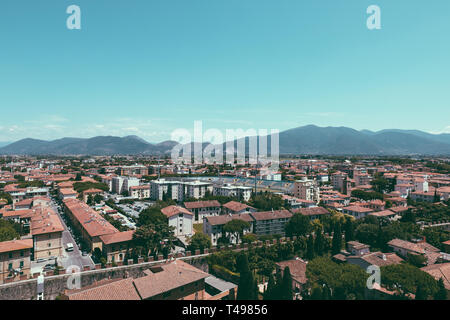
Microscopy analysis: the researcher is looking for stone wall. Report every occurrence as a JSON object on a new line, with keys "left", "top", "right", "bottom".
{"left": 0, "top": 256, "right": 209, "bottom": 300}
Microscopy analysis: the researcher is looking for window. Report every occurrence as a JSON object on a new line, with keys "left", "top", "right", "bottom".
{"left": 8, "top": 263, "right": 13, "bottom": 270}
{"left": 20, "top": 261, "right": 24, "bottom": 268}
{"left": 48, "top": 243, "right": 51, "bottom": 247}
{"left": 8, "top": 252, "right": 12, "bottom": 259}
{"left": 20, "top": 251, "right": 24, "bottom": 257}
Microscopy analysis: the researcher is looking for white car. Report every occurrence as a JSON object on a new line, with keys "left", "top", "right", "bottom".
{"left": 65, "top": 243, "right": 74, "bottom": 251}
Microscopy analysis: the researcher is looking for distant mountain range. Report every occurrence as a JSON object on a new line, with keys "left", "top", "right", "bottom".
{"left": 1, "top": 125, "right": 450, "bottom": 156}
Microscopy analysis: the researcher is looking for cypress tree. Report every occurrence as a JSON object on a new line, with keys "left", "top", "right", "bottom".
{"left": 310, "top": 284, "right": 323, "bottom": 300}
{"left": 332, "top": 222, "right": 342, "bottom": 255}
{"left": 237, "top": 253, "right": 255, "bottom": 300}
{"left": 434, "top": 278, "right": 448, "bottom": 300}
{"left": 264, "top": 274, "right": 276, "bottom": 300}
{"left": 306, "top": 235, "right": 315, "bottom": 260}
{"left": 415, "top": 285, "right": 427, "bottom": 300}
{"left": 344, "top": 218, "right": 354, "bottom": 243}
{"left": 280, "top": 267, "right": 293, "bottom": 300}
{"left": 314, "top": 230, "right": 325, "bottom": 256}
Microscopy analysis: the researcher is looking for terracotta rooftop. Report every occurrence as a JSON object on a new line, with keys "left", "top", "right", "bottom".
{"left": 161, "top": 205, "right": 193, "bottom": 218}
{"left": 100, "top": 230, "right": 135, "bottom": 245}
{"left": 67, "top": 278, "right": 140, "bottom": 300}
{"left": 222, "top": 201, "right": 256, "bottom": 213}
{"left": 205, "top": 213, "right": 253, "bottom": 226}
{"left": 276, "top": 259, "right": 307, "bottom": 284}
{"left": 250, "top": 210, "right": 292, "bottom": 221}
{"left": 0, "top": 239, "right": 33, "bottom": 254}
{"left": 184, "top": 200, "right": 221, "bottom": 209}
{"left": 291, "top": 206, "right": 330, "bottom": 217}
{"left": 63, "top": 199, "right": 118, "bottom": 238}
{"left": 133, "top": 260, "right": 209, "bottom": 299}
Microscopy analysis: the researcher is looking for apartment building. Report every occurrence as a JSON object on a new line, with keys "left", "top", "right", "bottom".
{"left": 293, "top": 178, "right": 320, "bottom": 203}
{"left": 184, "top": 200, "right": 221, "bottom": 223}
{"left": 112, "top": 177, "right": 140, "bottom": 195}
{"left": 150, "top": 179, "right": 185, "bottom": 201}
{"left": 184, "top": 181, "right": 213, "bottom": 200}
{"left": 203, "top": 214, "right": 254, "bottom": 246}
{"left": 120, "top": 165, "right": 148, "bottom": 177}
{"left": 30, "top": 206, "right": 64, "bottom": 260}
{"left": 250, "top": 210, "right": 292, "bottom": 236}
{"left": 63, "top": 199, "right": 119, "bottom": 252}
{"left": 0, "top": 239, "right": 33, "bottom": 284}
{"left": 213, "top": 185, "right": 252, "bottom": 202}
{"left": 129, "top": 185, "right": 150, "bottom": 200}
{"left": 99, "top": 230, "right": 134, "bottom": 263}
{"left": 161, "top": 205, "right": 193, "bottom": 237}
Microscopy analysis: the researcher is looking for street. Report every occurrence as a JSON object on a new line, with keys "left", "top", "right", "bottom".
{"left": 31, "top": 195, "right": 95, "bottom": 274}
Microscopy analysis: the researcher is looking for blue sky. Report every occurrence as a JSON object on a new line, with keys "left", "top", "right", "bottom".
{"left": 0, "top": 0, "right": 449, "bottom": 143}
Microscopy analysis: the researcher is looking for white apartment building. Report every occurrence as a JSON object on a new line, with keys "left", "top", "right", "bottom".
{"left": 213, "top": 184, "right": 253, "bottom": 202}
{"left": 112, "top": 176, "right": 140, "bottom": 195}
{"left": 184, "top": 181, "right": 213, "bottom": 200}
{"left": 150, "top": 179, "right": 185, "bottom": 201}
{"left": 161, "top": 205, "right": 193, "bottom": 237}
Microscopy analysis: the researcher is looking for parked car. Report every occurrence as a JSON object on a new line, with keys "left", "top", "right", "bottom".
{"left": 43, "top": 264, "right": 55, "bottom": 271}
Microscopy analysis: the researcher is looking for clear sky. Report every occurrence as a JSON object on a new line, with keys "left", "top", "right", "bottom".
{"left": 0, "top": 0, "right": 449, "bottom": 143}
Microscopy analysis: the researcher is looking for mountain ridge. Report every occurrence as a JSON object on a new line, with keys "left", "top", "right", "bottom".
{"left": 1, "top": 125, "right": 449, "bottom": 156}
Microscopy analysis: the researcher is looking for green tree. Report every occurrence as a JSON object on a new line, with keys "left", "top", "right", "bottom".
{"left": 223, "top": 220, "right": 251, "bottom": 244}
{"left": 285, "top": 213, "right": 312, "bottom": 238}
{"left": 344, "top": 218, "right": 354, "bottom": 243}
{"left": 331, "top": 223, "right": 342, "bottom": 255}
{"left": 280, "top": 266, "right": 293, "bottom": 300}
{"left": 306, "top": 235, "right": 315, "bottom": 260}
{"left": 187, "top": 233, "right": 211, "bottom": 253}
{"left": 434, "top": 278, "right": 448, "bottom": 300}
{"left": 236, "top": 253, "right": 257, "bottom": 300}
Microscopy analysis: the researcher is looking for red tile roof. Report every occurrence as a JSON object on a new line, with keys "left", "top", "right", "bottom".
{"left": 184, "top": 200, "right": 221, "bottom": 209}
{"left": 0, "top": 239, "right": 33, "bottom": 254}
{"left": 161, "top": 205, "right": 193, "bottom": 218}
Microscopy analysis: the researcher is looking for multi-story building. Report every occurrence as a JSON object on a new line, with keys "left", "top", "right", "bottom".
{"left": 249, "top": 210, "right": 292, "bottom": 236}
{"left": 112, "top": 177, "right": 139, "bottom": 195}
{"left": 129, "top": 185, "right": 150, "bottom": 200}
{"left": 184, "top": 181, "right": 213, "bottom": 200}
{"left": 30, "top": 205, "right": 64, "bottom": 260}
{"left": 63, "top": 199, "right": 119, "bottom": 252}
{"left": 150, "top": 179, "right": 185, "bottom": 201}
{"left": 0, "top": 239, "right": 33, "bottom": 284}
{"left": 161, "top": 205, "right": 193, "bottom": 237}
{"left": 331, "top": 172, "right": 348, "bottom": 193}
{"left": 293, "top": 178, "right": 320, "bottom": 203}
{"left": 213, "top": 185, "right": 252, "bottom": 202}
{"left": 203, "top": 214, "right": 254, "bottom": 246}
{"left": 99, "top": 230, "right": 134, "bottom": 263}
{"left": 120, "top": 165, "right": 148, "bottom": 177}
{"left": 184, "top": 200, "right": 221, "bottom": 223}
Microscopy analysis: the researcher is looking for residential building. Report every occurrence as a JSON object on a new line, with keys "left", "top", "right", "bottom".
{"left": 291, "top": 206, "right": 330, "bottom": 221}
{"left": 203, "top": 213, "right": 254, "bottom": 246}
{"left": 250, "top": 210, "right": 292, "bottom": 236}
{"left": 99, "top": 230, "right": 134, "bottom": 263}
{"left": 161, "top": 205, "right": 193, "bottom": 237}
{"left": 129, "top": 185, "right": 150, "bottom": 200}
{"left": 293, "top": 178, "right": 320, "bottom": 203}
{"left": 0, "top": 239, "right": 33, "bottom": 284}
{"left": 222, "top": 201, "right": 257, "bottom": 215}
{"left": 184, "top": 200, "right": 221, "bottom": 223}
{"left": 213, "top": 184, "right": 252, "bottom": 202}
